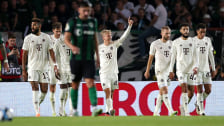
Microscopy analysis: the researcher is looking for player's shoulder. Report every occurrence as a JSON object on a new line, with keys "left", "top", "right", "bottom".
{"left": 24, "top": 33, "right": 33, "bottom": 41}
{"left": 151, "top": 39, "right": 160, "bottom": 45}
{"left": 173, "top": 37, "right": 181, "bottom": 43}
{"left": 204, "top": 36, "right": 211, "bottom": 42}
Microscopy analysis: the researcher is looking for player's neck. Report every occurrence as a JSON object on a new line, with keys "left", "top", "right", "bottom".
{"left": 54, "top": 34, "right": 60, "bottom": 39}
{"left": 34, "top": 32, "right": 41, "bottom": 36}
{"left": 79, "top": 16, "right": 88, "bottom": 20}
{"left": 181, "top": 36, "right": 188, "bottom": 40}
{"left": 160, "top": 38, "right": 167, "bottom": 43}
{"left": 104, "top": 40, "right": 111, "bottom": 46}
{"left": 197, "top": 36, "right": 204, "bottom": 40}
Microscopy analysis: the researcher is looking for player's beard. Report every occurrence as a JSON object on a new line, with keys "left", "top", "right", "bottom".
{"left": 182, "top": 34, "right": 188, "bottom": 39}
{"left": 31, "top": 28, "right": 39, "bottom": 35}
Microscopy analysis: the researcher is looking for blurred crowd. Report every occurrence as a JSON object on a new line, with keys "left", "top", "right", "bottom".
{"left": 0, "top": 0, "right": 223, "bottom": 32}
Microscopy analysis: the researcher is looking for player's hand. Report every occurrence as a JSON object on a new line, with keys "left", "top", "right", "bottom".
{"left": 128, "top": 17, "right": 134, "bottom": 26}
{"left": 71, "top": 46, "right": 80, "bottom": 55}
{"left": 211, "top": 71, "right": 216, "bottom": 79}
{"left": 22, "top": 70, "right": 28, "bottom": 81}
{"left": 144, "top": 71, "right": 150, "bottom": 79}
{"left": 54, "top": 65, "right": 61, "bottom": 80}
{"left": 169, "top": 72, "right": 174, "bottom": 80}
{"left": 3, "top": 62, "right": 9, "bottom": 72}
{"left": 221, "top": 72, "right": 224, "bottom": 78}
{"left": 193, "top": 67, "right": 198, "bottom": 75}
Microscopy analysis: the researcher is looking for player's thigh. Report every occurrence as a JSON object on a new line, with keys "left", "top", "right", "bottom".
{"left": 70, "top": 59, "right": 82, "bottom": 82}
{"left": 100, "top": 74, "right": 111, "bottom": 90}
{"left": 58, "top": 73, "right": 71, "bottom": 85}
{"left": 39, "top": 83, "right": 48, "bottom": 93}
{"left": 177, "top": 73, "right": 188, "bottom": 85}
{"left": 83, "top": 60, "right": 95, "bottom": 80}
{"left": 195, "top": 72, "right": 203, "bottom": 85}
{"left": 110, "top": 73, "right": 119, "bottom": 90}
{"left": 27, "top": 70, "right": 39, "bottom": 82}
{"left": 157, "top": 74, "right": 169, "bottom": 89}
{"left": 187, "top": 73, "right": 196, "bottom": 86}
{"left": 50, "top": 84, "right": 56, "bottom": 92}
{"left": 202, "top": 72, "right": 212, "bottom": 85}
{"left": 30, "top": 81, "right": 39, "bottom": 90}
{"left": 49, "top": 69, "right": 57, "bottom": 84}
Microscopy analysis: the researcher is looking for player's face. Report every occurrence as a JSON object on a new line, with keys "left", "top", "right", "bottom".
{"left": 102, "top": 32, "right": 112, "bottom": 42}
{"left": 53, "top": 28, "right": 62, "bottom": 37}
{"left": 161, "top": 29, "right": 171, "bottom": 41}
{"left": 180, "top": 26, "right": 189, "bottom": 38}
{"left": 78, "top": 7, "right": 90, "bottom": 19}
{"left": 31, "top": 22, "right": 40, "bottom": 34}
{"left": 197, "top": 28, "right": 206, "bottom": 39}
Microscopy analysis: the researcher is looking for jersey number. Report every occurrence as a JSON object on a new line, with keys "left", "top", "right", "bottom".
{"left": 36, "top": 44, "right": 42, "bottom": 51}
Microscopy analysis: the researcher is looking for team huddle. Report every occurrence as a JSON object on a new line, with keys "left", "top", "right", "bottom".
{"left": 144, "top": 23, "right": 215, "bottom": 116}
{"left": 21, "top": 1, "right": 215, "bottom": 117}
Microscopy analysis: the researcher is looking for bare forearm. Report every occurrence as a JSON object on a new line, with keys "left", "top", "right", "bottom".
{"left": 49, "top": 49, "right": 56, "bottom": 63}
{"left": 94, "top": 36, "right": 100, "bottom": 60}
{"left": 0, "top": 44, "right": 8, "bottom": 61}
{"left": 149, "top": 16, "right": 158, "bottom": 27}
{"left": 22, "top": 51, "right": 28, "bottom": 71}
{"left": 146, "top": 56, "right": 153, "bottom": 73}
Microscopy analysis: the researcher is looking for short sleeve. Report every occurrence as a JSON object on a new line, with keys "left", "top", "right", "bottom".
{"left": 149, "top": 43, "right": 156, "bottom": 55}
{"left": 154, "top": 6, "right": 160, "bottom": 16}
{"left": 22, "top": 36, "right": 29, "bottom": 51}
{"left": 94, "top": 18, "right": 98, "bottom": 32}
{"left": 47, "top": 35, "right": 53, "bottom": 50}
{"left": 65, "top": 18, "right": 74, "bottom": 33}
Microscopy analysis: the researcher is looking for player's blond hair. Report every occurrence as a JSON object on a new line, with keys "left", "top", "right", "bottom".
{"left": 161, "top": 26, "right": 171, "bottom": 31}
{"left": 100, "top": 29, "right": 111, "bottom": 36}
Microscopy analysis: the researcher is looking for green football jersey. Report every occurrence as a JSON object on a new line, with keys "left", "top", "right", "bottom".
{"left": 0, "top": 34, "right": 3, "bottom": 44}
{"left": 65, "top": 17, "right": 98, "bottom": 61}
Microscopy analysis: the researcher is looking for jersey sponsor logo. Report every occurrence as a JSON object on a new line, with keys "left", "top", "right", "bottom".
{"left": 36, "top": 44, "right": 42, "bottom": 51}
{"left": 106, "top": 52, "right": 112, "bottom": 59}
{"left": 183, "top": 48, "right": 189, "bottom": 55}
{"left": 200, "top": 47, "right": 206, "bottom": 54}
{"left": 74, "top": 29, "right": 94, "bottom": 36}
{"left": 164, "top": 51, "right": 169, "bottom": 57}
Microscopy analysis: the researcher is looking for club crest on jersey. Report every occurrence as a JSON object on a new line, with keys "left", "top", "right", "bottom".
{"left": 160, "top": 47, "right": 162, "bottom": 49}
{"left": 32, "top": 40, "right": 34, "bottom": 43}
{"left": 189, "top": 43, "right": 192, "bottom": 47}
{"left": 63, "top": 45, "right": 65, "bottom": 47}
{"left": 179, "top": 76, "right": 183, "bottom": 80}
{"left": 110, "top": 46, "right": 113, "bottom": 50}
{"left": 168, "top": 46, "right": 171, "bottom": 49}
{"left": 75, "top": 29, "right": 82, "bottom": 36}
{"left": 88, "top": 22, "right": 94, "bottom": 28}
{"left": 102, "top": 50, "right": 104, "bottom": 52}
{"left": 42, "top": 39, "right": 45, "bottom": 42}
{"left": 180, "top": 44, "right": 182, "bottom": 47}
{"left": 205, "top": 42, "right": 208, "bottom": 46}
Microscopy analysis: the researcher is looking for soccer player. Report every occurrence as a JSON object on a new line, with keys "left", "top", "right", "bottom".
{"left": 144, "top": 26, "right": 178, "bottom": 116}
{"left": 99, "top": 17, "right": 133, "bottom": 116}
{"left": 22, "top": 18, "right": 59, "bottom": 117}
{"left": 169, "top": 23, "right": 199, "bottom": 116}
{"left": 64, "top": 1, "right": 102, "bottom": 116}
{"left": 53, "top": 22, "right": 73, "bottom": 116}
{"left": 0, "top": 34, "right": 9, "bottom": 72}
{"left": 193, "top": 23, "right": 216, "bottom": 115}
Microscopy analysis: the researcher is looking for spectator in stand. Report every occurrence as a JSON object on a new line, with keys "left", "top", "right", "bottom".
{"left": 93, "top": 2, "right": 103, "bottom": 21}
{"left": 69, "top": 0, "right": 79, "bottom": 17}
{"left": 116, "top": 21, "right": 126, "bottom": 30}
{"left": 138, "top": 0, "right": 167, "bottom": 58}
{"left": 1, "top": 33, "right": 22, "bottom": 82}
{"left": 15, "top": 0, "right": 36, "bottom": 36}
{"left": 48, "top": 0, "right": 56, "bottom": 17}
{"left": 133, "top": 0, "right": 155, "bottom": 22}
{"left": 130, "top": 15, "right": 140, "bottom": 30}
{"left": 137, "top": 8, "right": 150, "bottom": 30}
{"left": 115, "top": 0, "right": 132, "bottom": 27}
{"left": 98, "top": 13, "right": 116, "bottom": 31}
{"left": 202, "top": 14, "right": 213, "bottom": 28}
{"left": 56, "top": 2, "right": 69, "bottom": 28}
{"left": 192, "top": 0, "right": 208, "bottom": 24}
{"left": 8, "top": 0, "right": 18, "bottom": 31}
{"left": 0, "top": 0, "right": 10, "bottom": 31}
{"left": 123, "top": 0, "right": 134, "bottom": 12}
{"left": 217, "top": 7, "right": 224, "bottom": 27}
{"left": 41, "top": 4, "right": 51, "bottom": 31}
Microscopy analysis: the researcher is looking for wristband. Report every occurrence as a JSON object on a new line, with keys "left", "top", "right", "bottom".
{"left": 4, "top": 59, "right": 8, "bottom": 63}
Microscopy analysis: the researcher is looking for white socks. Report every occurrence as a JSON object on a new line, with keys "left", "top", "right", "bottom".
{"left": 203, "top": 92, "right": 209, "bottom": 101}
{"left": 162, "top": 94, "right": 173, "bottom": 115}
{"left": 154, "top": 94, "right": 162, "bottom": 115}
{"left": 32, "top": 91, "right": 40, "bottom": 114}
{"left": 68, "top": 87, "right": 73, "bottom": 112}
{"left": 49, "top": 92, "right": 56, "bottom": 114}
{"left": 197, "top": 93, "right": 204, "bottom": 114}
{"left": 59, "top": 88, "right": 68, "bottom": 112}
{"left": 106, "top": 98, "right": 113, "bottom": 113}
{"left": 181, "top": 93, "right": 189, "bottom": 115}
{"left": 39, "top": 92, "right": 46, "bottom": 105}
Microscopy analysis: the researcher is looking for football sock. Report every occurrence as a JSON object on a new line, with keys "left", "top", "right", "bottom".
{"left": 197, "top": 93, "right": 204, "bottom": 114}
{"left": 71, "top": 88, "right": 78, "bottom": 109}
{"left": 49, "top": 92, "right": 56, "bottom": 114}
{"left": 106, "top": 98, "right": 112, "bottom": 112}
{"left": 162, "top": 94, "right": 173, "bottom": 114}
{"left": 39, "top": 92, "right": 46, "bottom": 105}
{"left": 89, "top": 86, "right": 97, "bottom": 106}
{"left": 68, "top": 87, "right": 73, "bottom": 112}
{"left": 182, "top": 93, "right": 189, "bottom": 114}
{"left": 60, "top": 89, "right": 67, "bottom": 109}
{"left": 154, "top": 94, "right": 162, "bottom": 115}
{"left": 32, "top": 91, "right": 39, "bottom": 114}
{"left": 202, "top": 92, "right": 209, "bottom": 101}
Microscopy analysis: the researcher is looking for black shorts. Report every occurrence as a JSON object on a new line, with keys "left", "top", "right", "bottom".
{"left": 70, "top": 59, "right": 95, "bottom": 82}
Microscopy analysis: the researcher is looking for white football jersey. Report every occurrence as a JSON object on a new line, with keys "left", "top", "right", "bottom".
{"left": 99, "top": 25, "right": 132, "bottom": 74}
{"left": 22, "top": 32, "right": 53, "bottom": 71}
{"left": 54, "top": 35, "right": 71, "bottom": 73}
{"left": 194, "top": 36, "right": 215, "bottom": 72}
{"left": 149, "top": 39, "right": 172, "bottom": 75}
{"left": 169, "top": 37, "right": 199, "bottom": 74}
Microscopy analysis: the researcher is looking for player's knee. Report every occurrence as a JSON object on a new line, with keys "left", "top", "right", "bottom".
{"left": 205, "top": 88, "right": 211, "bottom": 94}
{"left": 60, "top": 84, "right": 68, "bottom": 89}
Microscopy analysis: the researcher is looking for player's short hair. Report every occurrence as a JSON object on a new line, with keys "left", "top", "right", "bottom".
{"left": 179, "top": 23, "right": 189, "bottom": 29}
{"left": 161, "top": 26, "right": 171, "bottom": 31}
{"left": 52, "top": 22, "right": 62, "bottom": 29}
{"left": 100, "top": 29, "right": 111, "bottom": 36}
{"left": 79, "top": 1, "right": 90, "bottom": 8}
{"left": 8, "top": 33, "right": 16, "bottom": 39}
{"left": 31, "top": 18, "right": 41, "bottom": 24}
{"left": 196, "top": 23, "right": 206, "bottom": 30}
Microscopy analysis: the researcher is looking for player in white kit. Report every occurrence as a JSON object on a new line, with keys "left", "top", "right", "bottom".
{"left": 22, "top": 18, "right": 60, "bottom": 117}
{"left": 169, "top": 23, "right": 199, "bottom": 116}
{"left": 144, "top": 26, "right": 178, "bottom": 116}
{"left": 53, "top": 22, "right": 73, "bottom": 116}
{"left": 193, "top": 23, "right": 216, "bottom": 115}
{"left": 99, "top": 17, "right": 133, "bottom": 116}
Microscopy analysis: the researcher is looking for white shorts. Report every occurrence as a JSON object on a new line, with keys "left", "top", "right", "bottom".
{"left": 195, "top": 72, "right": 212, "bottom": 85}
{"left": 156, "top": 74, "right": 170, "bottom": 89}
{"left": 28, "top": 70, "right": 49, "bottom": 83}
{"left": 177, "top": 73, "right": 196, "bottom": 85}
{"left": 49, "top": 69, "right": 57, "bottom": 85}
{"left": 58, "top": 73, "right": 72, "bottom": 84}
{"left": 100, "top": 73, "right": 118, "bottom": 90}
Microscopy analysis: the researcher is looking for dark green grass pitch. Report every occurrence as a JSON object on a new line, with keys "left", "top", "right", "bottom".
{"left": 1, "top": 116, "right": 224, "bottom": 126}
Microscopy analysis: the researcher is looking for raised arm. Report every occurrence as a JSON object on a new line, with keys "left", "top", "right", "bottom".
{"left": 114, "top": 17, "right": 133, "bottom": 47}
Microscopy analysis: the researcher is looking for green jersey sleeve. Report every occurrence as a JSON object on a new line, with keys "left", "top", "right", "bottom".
{"left": 0, "top": 34, "right": 3, "bottom": 44}
{"left": 65, "top": 18, "right": 74, "bottom": 33}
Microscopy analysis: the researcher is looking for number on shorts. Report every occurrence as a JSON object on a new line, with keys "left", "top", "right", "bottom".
{"left": 43, "top": 72, "right": 48, "bottom": 79}
{"left": 190, "top": 74, "right": 195, "bottom": 80}
{"left": 206, "top": 72, "right": 210, "bottom": 77}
